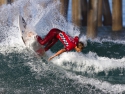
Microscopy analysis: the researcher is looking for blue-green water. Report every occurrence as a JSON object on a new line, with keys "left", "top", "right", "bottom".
{"left": 84, "top": 40, "right": 125, "bottom": 59}
{"left": 0, "top": 0, "right": 125, "bottom": 94}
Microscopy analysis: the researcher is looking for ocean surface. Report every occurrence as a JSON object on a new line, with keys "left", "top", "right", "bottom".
{"left": 0, "top": 0, "right": 125, "bottom": 94}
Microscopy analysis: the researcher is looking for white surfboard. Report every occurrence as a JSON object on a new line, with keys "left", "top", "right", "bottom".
{"left": 18, "top": 15, "right": 45, "bottom": 56}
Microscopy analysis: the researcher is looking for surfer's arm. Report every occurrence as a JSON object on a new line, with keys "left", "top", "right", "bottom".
{"left": 48, "top": 48, "right": 66, "bottom": 61}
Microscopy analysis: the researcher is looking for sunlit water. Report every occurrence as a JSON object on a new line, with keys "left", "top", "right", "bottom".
{"left": 0, "top": 0, "right": 125, "bottom": 94}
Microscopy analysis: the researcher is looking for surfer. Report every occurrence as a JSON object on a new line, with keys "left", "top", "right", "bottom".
{"left": 36, "top": 28, "right": 84, "bottom": 61}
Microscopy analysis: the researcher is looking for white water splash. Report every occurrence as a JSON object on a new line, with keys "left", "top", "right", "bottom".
{"left": 52, "top": 51, "right": 125, "bottom": 74}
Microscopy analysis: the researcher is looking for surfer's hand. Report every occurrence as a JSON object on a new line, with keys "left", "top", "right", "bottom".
{"left": 48, "top": 56, "right": 54, "bottom": 61}
{"left": 48, "top": 49, "right": 66, "bottom": 61}
{"left": 48, "top": 57, "right": 53, "bottom": 61}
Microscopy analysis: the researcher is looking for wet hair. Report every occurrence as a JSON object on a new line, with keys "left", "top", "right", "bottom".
{"left": 77, "top": 42, "right": 84, "bottom": 49}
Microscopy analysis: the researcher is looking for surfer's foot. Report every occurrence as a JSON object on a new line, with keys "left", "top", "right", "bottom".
{"left": 27, "top": 32, "right": 35, "bottom": 37}
{"left": 36, "top": 35, "right": 43, "bottom": 41}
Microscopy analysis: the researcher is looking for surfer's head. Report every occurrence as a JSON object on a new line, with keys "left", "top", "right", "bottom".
{"left": 75, "top": 42, "right": 84, "bottom": 52}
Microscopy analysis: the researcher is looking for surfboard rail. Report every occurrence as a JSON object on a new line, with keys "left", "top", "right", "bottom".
{"left": 18, "top": 15, "right": 45, "bottom": 56}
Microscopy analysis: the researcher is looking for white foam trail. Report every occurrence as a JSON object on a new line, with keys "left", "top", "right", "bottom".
{"left": 65, "top": 71, "right": 125, "bottom": 93}
{"left": 88, "top": 37, "right": 125, "bottom": 45}
{"left": 51, "top": 51, "right": 125, "bottom": 73}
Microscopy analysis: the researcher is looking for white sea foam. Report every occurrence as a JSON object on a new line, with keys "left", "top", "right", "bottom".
{"left": 51, "top": 51, "right": 125, "bottom": 74}
{"left": 65, "top": 71, "right": 125, "bottom": 93}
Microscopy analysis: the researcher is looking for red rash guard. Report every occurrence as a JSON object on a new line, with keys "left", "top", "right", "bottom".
{"left": 37, "top": 28, "right": 79, "bottom": 51}
{"left": 57, "top": 31, "right": 79, "bottom": 51}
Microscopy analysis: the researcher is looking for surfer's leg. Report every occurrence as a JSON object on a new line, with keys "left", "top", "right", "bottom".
{"left": 37, "top": 28, "right": 61, "bottom": 45}
{"left": 44, "top": 38, "right": 58, "bottom": 51}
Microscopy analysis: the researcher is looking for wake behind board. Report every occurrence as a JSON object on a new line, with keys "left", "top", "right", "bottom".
{"left": 18, "top": 15, "right": 45, "bottom": 56}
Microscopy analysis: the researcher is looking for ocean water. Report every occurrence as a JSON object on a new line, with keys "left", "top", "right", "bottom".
{"left": 0, "top": 0, "right": 125, "bottom": 94}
